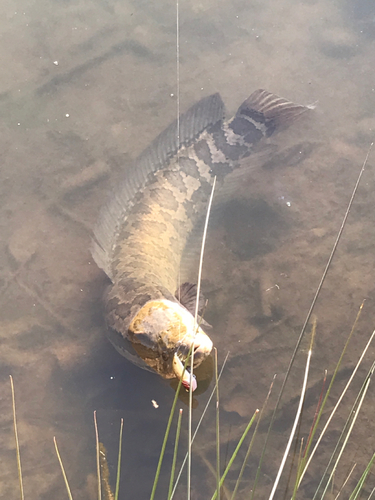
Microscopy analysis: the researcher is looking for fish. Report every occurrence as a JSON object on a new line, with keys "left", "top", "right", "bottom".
{"left": 91, "top": 89, "right": 310, "bottom": 391}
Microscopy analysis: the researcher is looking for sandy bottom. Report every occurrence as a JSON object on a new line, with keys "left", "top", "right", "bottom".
{"left": 0, "top": 0, "right": 375, "bottom": 498}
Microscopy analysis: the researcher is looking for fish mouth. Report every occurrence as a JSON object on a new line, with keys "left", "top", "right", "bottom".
{"left": 172, "top": 353, "right": 197, "bottom": 391}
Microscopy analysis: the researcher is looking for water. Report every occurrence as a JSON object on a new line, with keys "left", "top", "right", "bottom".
{"left": 1, "top": 0, "right": 375, "bottom": 498}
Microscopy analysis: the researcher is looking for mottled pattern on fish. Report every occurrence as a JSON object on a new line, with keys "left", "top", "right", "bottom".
{"left": 92, "top": 90, "right": 309, "bottom": 382}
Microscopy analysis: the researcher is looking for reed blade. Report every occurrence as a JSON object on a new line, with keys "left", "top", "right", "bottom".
{"left": 188, "top": 175, "right": 217, "bottom": 499}
{"left": 231, "top": 375, "right": 276, "bottom": 500}
{"left": 54, "top": 436, "right": 74, "bottom": 500}
{"left": 316, "top": 360, "right": 375, "bottom": 500}
{"left": 150, "top": 369, "right": 184, "bottom": 500}
{"left": 115, "top": 418, "right": 124, "bottom": 500}
{"left": 94, "top": 411, "right": 102, "bottom": 500}
{"left": 214, "top": 348, "right": 221, "bottom": 500}
{"left": 211, "top": 410, "right": 259, "bottom": 500}
{"left": 10, "top": 376, "right": 25, "bottom": 500}
{"left": 268, "top": 322, "right": 315, "bottom": 500}
{"left": 170, "top": 353, "right": 229, "bottom": 499}
{"left": 168, "top": 409, "right": 183, "bottom": 500}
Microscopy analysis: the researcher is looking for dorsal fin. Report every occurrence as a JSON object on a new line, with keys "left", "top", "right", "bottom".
{"left": 91, "top": 93, "right": 225, "bottom": 279}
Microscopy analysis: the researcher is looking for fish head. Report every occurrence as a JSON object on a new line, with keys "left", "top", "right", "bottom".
{"left": 129, "top": 299, "right": 213, "bottom": 389}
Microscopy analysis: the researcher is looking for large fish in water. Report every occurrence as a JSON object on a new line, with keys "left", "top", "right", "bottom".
{"left": 91, "top": 89, "right": 309, "bottom": 391}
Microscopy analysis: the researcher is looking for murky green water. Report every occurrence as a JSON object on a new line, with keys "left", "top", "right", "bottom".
{"left": 1, "top": 0, "right": 375, "bottom": 498}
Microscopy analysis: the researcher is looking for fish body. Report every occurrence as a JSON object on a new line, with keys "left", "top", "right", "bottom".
{"left": 92, "top": 90, "right": 309, "bottom": 389}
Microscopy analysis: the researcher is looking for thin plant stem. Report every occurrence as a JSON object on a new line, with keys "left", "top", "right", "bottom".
{"left": 188, "top": 175, "right": 217, "bottom": 500}
{"left": 311, "top": 361, "right": 372, "bottom": 500}
{"left": 115, "top": 418, "right": 124, "bottom": 500}
{"left": 211, "top": 410, "right": 259, "bottom": 500}
{"left": 334, "top": 463, "right": 356, "bottom": 500}
{"left": 319, "top": 361, "right": 375, "bottom": 500}
{"left": 297, "top": 301, "right": 364, "bottom": 484}
{"left": 200, "top": 455, "right": 232, "bottom": 500}
{"left": 168, "top": 409, "right": 183, "bottom": 500}
{"left": 231, "top": 375, "right": 276, "bottom": 500}
{"left": 302, "top": 369, "right": 327, "bottom": 459}
{"left": 300, "top": 326, "right": 375, "bottom": 490}
{"left": 215, "top": 348, "right": 221, "bottom": 500}
{"left": 9, "top": 375, "right": 24, "bottom": 500}
{"left": 94, "top": 411, "right": 102, "bottom": 500}
{"left": 54, "top": 436, "right": 74, "bottom": 500}
{"left": 150, "top": 371, "right": 184, "bottom": 500}
{"left": 349, "top": 451, "right": 375, "bottom": 500}
{"left": 269, "top": 322, "right": 316, "bottom": 500}
{"left": 170, "top": 352, "right": 230, "bottom": 500}
{"left": 255, "top": 143, "right": 372, "bottom": 496}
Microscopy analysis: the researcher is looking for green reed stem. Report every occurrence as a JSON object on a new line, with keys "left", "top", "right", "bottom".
{"left": 304, "top": 327, "right": 375, "bottom": 500}
{"left": 231, "top": 375, "right": 276, "bottom": 500}
{"left": 188, "top": 175, "right": 217, "bottom": 500}
{"left": 317, "top": 360, "right": 375, "bottom": 500}
{"left": 168, "top": 409, "right": 183, "bottom": 500}
{"left": 297, "top": 302, "right": 365, "bottom": 490}
{"left": 349, "top": 450, "right": 375, "bottom": 500}
{"left": 115, "top": 418, "right": 124, "bottom": 500}
{"left": 150, "top": 366, "right": 184, "bottom": 500}
{"left": 214, "top": 348, "right": 221, "bottom": 500}
{"left": 211, "top": 410, "right": 258, "bottom": 500}
{"left": 269, "top": 321, "right": 315, "bottom": 500}
{"left": 170, "top": 352, "right": 229, "bottom": 500}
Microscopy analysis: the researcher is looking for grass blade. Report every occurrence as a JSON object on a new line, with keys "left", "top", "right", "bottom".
{"left": 349, "top": 450, "right": 375, "bottom": 500}
{"left": 269, "top": 321, "right": 315, "bottom": 500}
{"left": 318, "top": 360, "right": 375, "bottom": 500}
{"left": 150, "top": 370, "right": 184, "bottom": 500}
{"left": 188, "top": 175, "right": 217, "bottom": 500}
{"left": 168, "top": 409, "right": 183, "bottom": 500}
{"left": 211, "top": 409, "right": 259, "bottom": 500}
{"left": 94, "top": 411, "right": 102, "bottom": 500}
{"left": 9, "top": 375, "right": 24, "bottom": 500}
{"left": 348, "top": 455, "right": 375, "bottom": 500}
{"left": 334, "top": 463, "right": 357, "bottom": 500}
{"left": 297, "top": 302, "right": 365, "bottom": 488}
{"left": 302, "top": 369, "right": 327, "bottom": 459}
{"left": 231, "top": 375, "right": 276, "bottom": 500}
{"left": 215, "top": 348, "right": 221, "bottom": 500}
{"left": 170, "top": 352, "right": 230, "bottom": 500}
{"left": 115, "top": 418, "right": 124, "bottom": 500}
{"left": 301, "top": 326, "right": 375, "bottom": 493}
{"left": 199, "top": 454, "right": 232, "bottom": 500}
{"left": 54, "top": 436, "right": 74, "bottom": 500}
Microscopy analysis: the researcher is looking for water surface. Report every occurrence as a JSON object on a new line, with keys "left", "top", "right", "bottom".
{"left": 1, "top": 0, "right": 375, "bottom": 498}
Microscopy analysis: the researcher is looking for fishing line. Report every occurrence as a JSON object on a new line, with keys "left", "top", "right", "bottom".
{"left": 176, "top": 0, "right": 181, "bottom": 306}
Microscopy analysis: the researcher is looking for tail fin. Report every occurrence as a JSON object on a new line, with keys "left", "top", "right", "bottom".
{"left": 236, "top": 89, "right": 313, "bottom": 137}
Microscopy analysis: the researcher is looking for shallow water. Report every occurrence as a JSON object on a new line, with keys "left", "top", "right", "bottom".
{"left": 1, "top": 0, "right": 375, "bottom": 498}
